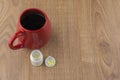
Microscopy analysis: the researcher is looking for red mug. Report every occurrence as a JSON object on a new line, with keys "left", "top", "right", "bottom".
{"left": 8, "top": 8, "right": 51, "bottom": 50}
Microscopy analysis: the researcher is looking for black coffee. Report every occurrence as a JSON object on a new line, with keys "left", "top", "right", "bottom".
{"left": 20, "top": 13, "right": 46, "bottom": 30}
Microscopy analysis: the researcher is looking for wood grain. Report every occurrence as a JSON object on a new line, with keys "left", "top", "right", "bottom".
{"left": 0, "top": 0, "right": 120, "bottom": 80}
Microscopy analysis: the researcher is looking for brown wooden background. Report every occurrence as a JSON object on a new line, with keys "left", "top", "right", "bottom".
{"left": 0, "top": 0, "right": 120, "bottom": 80}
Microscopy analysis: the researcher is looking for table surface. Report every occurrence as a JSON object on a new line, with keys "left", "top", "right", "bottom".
{"left": 0, "top": 0, "right": 120, "bottom": 80}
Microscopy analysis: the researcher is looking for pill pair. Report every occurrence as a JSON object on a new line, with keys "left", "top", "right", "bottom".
{"left": 30, "top": 50, "right": 56, "bottom": 67}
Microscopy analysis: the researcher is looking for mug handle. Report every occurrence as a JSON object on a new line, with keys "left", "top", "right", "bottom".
{"left": 8, "top": 31, "right": 25, "bottom": 50}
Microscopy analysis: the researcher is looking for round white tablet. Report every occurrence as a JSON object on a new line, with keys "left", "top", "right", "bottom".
{"left": 45, "top": 56, "right": 56, "bottom": 67}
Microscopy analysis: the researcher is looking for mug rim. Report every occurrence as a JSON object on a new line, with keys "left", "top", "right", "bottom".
{"left": 18, "top": 8, "right": 49, "bottom": 32}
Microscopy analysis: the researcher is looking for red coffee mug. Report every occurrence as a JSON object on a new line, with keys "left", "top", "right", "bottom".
{"left": 8, "top": 8, "right": 51, "bottom": 50}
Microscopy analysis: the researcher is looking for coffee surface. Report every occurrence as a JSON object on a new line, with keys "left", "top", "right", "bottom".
{"left": 21, "top": 13, "right": 46, "bottom": 30}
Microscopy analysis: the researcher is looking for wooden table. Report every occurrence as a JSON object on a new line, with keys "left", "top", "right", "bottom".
{"left": 0, "top": 0, "right": 120, "bottom": 80}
